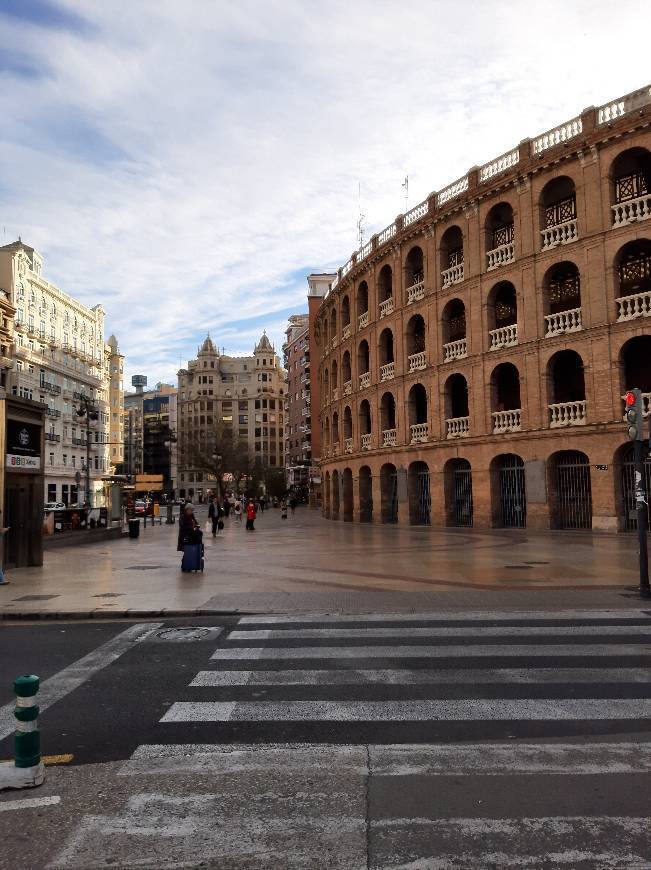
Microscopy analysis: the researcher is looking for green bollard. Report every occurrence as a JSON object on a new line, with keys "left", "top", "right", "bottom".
{"left": 0, "top": 674, "right": 45, "bottom": 789}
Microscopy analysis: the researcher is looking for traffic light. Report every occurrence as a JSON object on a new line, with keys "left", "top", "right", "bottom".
{"left": 624, "top": 389, "right": 644, "bottom": 441}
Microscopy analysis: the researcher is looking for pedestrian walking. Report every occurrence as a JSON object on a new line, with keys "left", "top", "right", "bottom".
{"left": 234, "top": 500, "right": 242, "bottom": 522}
{"left": 280, "top": 499, "right": 288, "bottom": 520}
{"left": 178, "top": 504, "right": 201, "bottom": 550}
{"left": 223, "top": 499, "right": 231, "bottom": 518}
{"left": 245, "top": 500, "right": 257, "bottom": 531}
{"left": 208, "top": 496, "right": 221, "bottom": 537}
{"left": 259, "top": 497, "right": 266, "bottom": 514}
{"left": 289, "top": 496, "right": 297, "bottom": 516}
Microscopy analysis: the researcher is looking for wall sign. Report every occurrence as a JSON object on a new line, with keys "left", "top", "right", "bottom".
{"left": 594, "top": 464, "right": 609, "bottom": 471}
{"left": 6, "top": 419, "right": 41, "bottom": 470}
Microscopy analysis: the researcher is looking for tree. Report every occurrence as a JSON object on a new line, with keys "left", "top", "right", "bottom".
{"left": 263, "top": 466, "right": 286, "bottom": 500}
{"left": 184, "top": 423, "right": 255, "bottom": 498}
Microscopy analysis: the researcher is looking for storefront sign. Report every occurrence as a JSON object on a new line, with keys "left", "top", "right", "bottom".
{"left": 6, "top": 420, "right": 41, "bottom": 470}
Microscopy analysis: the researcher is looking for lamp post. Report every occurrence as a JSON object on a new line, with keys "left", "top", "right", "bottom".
{"left": 212, "top": 451, "right": 222, "bottom": 501}
{"left": 163, "top": 430, "right": 177, "bottom": 524}
{"left": 74, "top": 393, "right": 100, "bottom": 508}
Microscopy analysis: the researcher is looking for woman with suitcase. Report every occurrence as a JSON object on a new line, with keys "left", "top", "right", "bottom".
{"left": 178, "top": 504, "right": 204, "bottom": 572}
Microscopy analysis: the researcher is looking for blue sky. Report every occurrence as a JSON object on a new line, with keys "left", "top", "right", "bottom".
{"left": 0, "top": 0, "right": 649, "bottom": 385}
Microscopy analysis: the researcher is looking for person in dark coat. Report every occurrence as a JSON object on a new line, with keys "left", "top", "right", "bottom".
{"left": 177, "top": 504, "right": 200, "bottom": 550}
{"left": 208, "top": 496, "right": 222, "bottom": 537}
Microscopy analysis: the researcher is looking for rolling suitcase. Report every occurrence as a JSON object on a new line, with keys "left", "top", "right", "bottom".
{"left": 181, "top": 543, "right": 204, "bottom": 572}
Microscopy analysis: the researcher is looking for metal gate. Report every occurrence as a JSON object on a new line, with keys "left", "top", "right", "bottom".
{"left": 621, "top": 449, "right": 651, "bottom": 530}
{"left": 415, "top": 470, "right": 431, "bottom": 525}
{"left": 499, "top": 456, "right": 526, "bottom": 528}
{"left": 453, "top": 466, "right": 473, "bottom": 527}
{"left": 384, "top": 472, "right": 398, "bottom": 523}
{"left": 555, "top": 453, "right": 592, "bottom": 529}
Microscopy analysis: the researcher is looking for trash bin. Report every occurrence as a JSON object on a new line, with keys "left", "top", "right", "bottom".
{"left": 128, "top": 518, "right": 140, "bottom": 539}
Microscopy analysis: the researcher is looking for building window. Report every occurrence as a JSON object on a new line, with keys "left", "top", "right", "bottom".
{"left": 49, "top": 453, "right": 54, "bottom": 467}
{"left": 62, "top": 454, "right": 67, "bottom": 466}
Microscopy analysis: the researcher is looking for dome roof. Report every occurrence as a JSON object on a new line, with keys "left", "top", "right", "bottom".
{"left": 199, "top": 334, "right": 217, "bottom": 354}
{"left": 255, "top": 330, "right": 274, "bottom": 353}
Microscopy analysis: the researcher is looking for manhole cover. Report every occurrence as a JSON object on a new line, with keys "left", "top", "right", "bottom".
{"left": 92, "top": 593, "right": 125, "bottom": 598}
{"left": 150, "top": 627, "right": 224, "bottom": 643}
{"left": 126, "top": 565, "right": 163, "bottom": 571}
{"left": 12, "top": 595, "right": 60, "bottom": 602}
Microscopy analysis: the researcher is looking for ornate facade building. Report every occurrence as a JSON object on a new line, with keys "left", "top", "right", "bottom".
{"left": 317, "top": 85, "right": 651, "bottom": 532}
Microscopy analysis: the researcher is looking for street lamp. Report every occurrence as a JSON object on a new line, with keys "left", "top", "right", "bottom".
{"left": 74, "top": 393, "right": 99, "bottom": 508}
{"left": 163, "top": 430, "right": 177, "bottom": 524}
{"left": 212, "top": 451, "right": 222, "bottom": 501}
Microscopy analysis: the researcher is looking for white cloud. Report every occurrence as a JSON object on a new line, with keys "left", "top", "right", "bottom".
{"left": 0, "top": 0, "right": 647, "bottom": 385}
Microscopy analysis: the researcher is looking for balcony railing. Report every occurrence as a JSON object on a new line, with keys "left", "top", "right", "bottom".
{"left": 379, "top": 298, "right": 394, "bottom": 318}
{"left": 541, "top": 218, "right": 578, "bottom": 250}
{"left": 549, "top": 400, "right": 587, "bottom": 428}
{"left": 359, "top": 371, "right": 370, "bottom": 390}
{"left": 46, "top": 408, "right": 61, "bottom": 418}
{"left": 358, "top": 311, "right": 369, "bottom": 329}
{"left": 489, "top": 323, "right": 518, "bottom": 350}
{"left": 332, "top": 387, "right": 339, "bottom": 401}
{"left": 443, "top": 338, "right": 467, "bottom": 362}
{"left": 486, "top": 241, "right": 515, "bottom": 271}
{"left": 343, "top": 380, "right": 352, "bottom": 396}
{"left": 332, "top": 442, "right": 339, "bottom": 456}
{"left": 492, "top": 409, "right": 522, "bottom": 433}
{"left": 408, "top": 351, "right": 426, "bottom": 372}
{"left": 446, "top": 416, "right": 470, "bottom": 438}
{"left": 361, "top": 433, "right": 372, "bottom": 450}
{"left": 406, "top": 281, "right": 425, "bottom": 304}
{"left": 344, "top": 437, "right": 353, "bottom": 454}
{"left": 380, "top": 362, "right": 395, "bottom": 381}
{"left": 410, "top": 422, "right": 429, "bottom": 443}
{"left": 342, "top": 324, "right": 351, "bottom": 340}
{"left": 612, "top": 193, "right": 651, "bottom": 226}
{"left": 331, "top": 335, "right": 338, "bottom": 349}
{"left": 441, "top": 263, "right": 464, "bottom": 288}
{"left": 382, "top": 428, "right": 397, "bottom": 447}
{"left": 545, "top": 307, "right": 582, "bottom": 337}
{"left": 44, "top": 432, "right": 60, "bottom": 442}
{"left": 616, "top": 291, "right": 651, "bottom": 321}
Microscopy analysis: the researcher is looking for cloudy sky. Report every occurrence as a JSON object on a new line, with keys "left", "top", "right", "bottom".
{"left": 0, "top": 0, "right": 648, "bottom": 386}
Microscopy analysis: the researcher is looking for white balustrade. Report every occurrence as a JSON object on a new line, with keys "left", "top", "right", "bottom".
{"left": 344, "top": 437, "right": 353, "bottom": 454}
{"left": 404, "top": 200, "right": 429, "bottom": 226}
{"left": 379, "top": 298, "right": 394, "bottom": 317}
{"left": 342, "top": 324, "right": 351, "bottom": 340}
{"left": 331, "top": 335, "right": 339, "bottom": 348}
{"left": 441, "top": 263, "right": 464, "bottom": 288}
{"left": 380, "top": 362, "right": 395, "bottom": 381}
{"left": 332, "top": 387, "right": 339, "bottom": 401}
{"left": 437, "top": 175, "right": 469, "bottom": 206}
{"left": 359, "top": 240, "right": 373, "bottom": 260}
{"left": 342, "top": 259, "right": 353, "bottom": 276}
{"left": 541, "top": 219, "right": 578, "bottom": 250}
{"left": 359, "top": 371, "right": 370, "bottom": 389}
{"left": 486, "top": 241, "right": 515, "bottom": 271}
{"left": 489, "top": 323, "right": 518, "bottom": 350}
{"left": 616, "top": 291, "right": 651, "bottom": 322}
{"left": 545, "top": 307, "right": 582, "bottom": 337}
{"left": 532, "top": 117, "right": 582, "bottom": 154}
{"left": 358, "top": 311, "right": 369, "bottom": 329}
{"left": 361, "top": 433, "right": 372, "bottom": 450}
{"left": 406, "top": 281, "right": 425, "bottom": 304}
{"left": 343, "top": 380, "right": 352, "bottom": 396}
{"left": 332, "top": 442, "right": 340, "bottom": 456}
{"left": 443, "top": 338, "right": 467, "bottom": 362}
{"left": 548, "top": 400, "right": 587, "bottom": 428}
{"left": 479, "top": 148, "right": 520, "bottom": 182}
{"left": 408, "top": 351, "right": 426, "bottom": 372}
{"left": 446, "top": 416, "right": 470, "bottom": 439}
{"left": 410, "top": 423, "right": 429, "bottom": 443}
{"left": 492, "top": 409, "right": 521, "bottom": 433}
{"left": 612, "top": 194, "right": 651, "bottom": 226}
{"left": 598, "top": 86, "right": 651, "bottom": 125}
{"left": 378, "top": 223, "right": 396, "bottom": 245}
{"left": 382, "top": 428, "right": 397, "bottom": 447}
{"left": 330, "top": 276, "right": 338, "bottom": 292}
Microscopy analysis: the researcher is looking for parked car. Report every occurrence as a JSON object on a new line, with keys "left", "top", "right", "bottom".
{"left": 134, "top": 500, "right": 147, "bottom": 515}
{"left": 44, "top": 502, "right": 66, "bottom": 511}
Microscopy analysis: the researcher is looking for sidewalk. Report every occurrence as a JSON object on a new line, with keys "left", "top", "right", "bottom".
{"left": 0, "top": 507, "right": 645, "bottom": 618}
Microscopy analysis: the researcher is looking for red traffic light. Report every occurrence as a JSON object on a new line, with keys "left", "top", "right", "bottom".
{"left": 625, "top": 391, "right": 636, "bottom": 407}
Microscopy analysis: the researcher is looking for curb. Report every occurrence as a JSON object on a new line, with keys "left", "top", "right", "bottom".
{"left": 0, "top": 608, "right": 251, "bottom": 621}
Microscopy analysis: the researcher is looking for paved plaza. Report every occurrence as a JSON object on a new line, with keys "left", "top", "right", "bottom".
{"left": 0, "top": 506, "right": 645, "bottom": 617}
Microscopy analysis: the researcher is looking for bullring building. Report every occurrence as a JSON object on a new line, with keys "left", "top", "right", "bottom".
{"left": 317, "top": 84, "right": 651, "bottom": 532}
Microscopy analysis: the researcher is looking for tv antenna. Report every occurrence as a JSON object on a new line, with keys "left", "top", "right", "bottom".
{"left": 356, "top": 182, "right": 366, "bottom": 249}
{"left": 402, "top": 175, "right": 409, "bottom": 213}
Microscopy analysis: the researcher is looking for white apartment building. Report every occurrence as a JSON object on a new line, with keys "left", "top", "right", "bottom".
{"left": 0, "top": 240, "right": 118, "bottom": 506}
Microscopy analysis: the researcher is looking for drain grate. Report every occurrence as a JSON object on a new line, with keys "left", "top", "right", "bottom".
{"left": 148, "top": 627, "right": 224, "bottom": 643}
{"left": 126, "top": 565, "right": 163, "bottom": 571}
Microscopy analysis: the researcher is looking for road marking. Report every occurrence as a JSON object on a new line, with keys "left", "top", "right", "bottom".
{"left": 190, "top": 666, "right": 651, "bottom": 686}
{"left": 0, "top": 795, "right": 61, "bottom": 811}
{"left": 0, "top": 623, "right": 162, "bottom": 742}
{"left": 237, "top": 610, "right": 651, "bottom": 625}
{"left": 160, "top": 698, "right": 651, "bottom": 722}
{"left": 210, "top": 643, "right": 651, "bottom": 660}
{"left": 229, "top": 624, "right": 651, "bottom": 639}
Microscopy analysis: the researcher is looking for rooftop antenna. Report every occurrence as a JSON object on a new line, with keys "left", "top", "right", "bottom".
{"left": 402, "top": 175, "right": 409, "bottom": 213}
{"left": 356, "top": 181, "right": 366, "bottom": 250}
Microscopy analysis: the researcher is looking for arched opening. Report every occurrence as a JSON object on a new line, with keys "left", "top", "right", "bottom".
{"left": 549, "top": 450, "right": 592, "bottom": 529}
{"left": 442, "top": 298, "right": 467, "bottom": 361}
{"left": 330, "top": 308, "right": 337, "bottom": 342}
{"left": 379, "top": 327, "right": 394, "bottom": 380}
{"left": 342, "top": 350, "right": 352, "bottom": 390}
{"left": 408, "top": 383, "right": 428, "bottom": 442}
{"left": 540, "top": 175, "right": 577, "bottom": 249}
{"left": 323, "top": 367, "right": 329, "bottom": 399}
{"left": 490, "top": 362, "right": 521, "bottom": 433}
{"left": 490, "top": 454, "right": 526, "bottom": 527}
{"left": 614, "top": 239, "right": 651, "bottom": 321}
{"left": 547, "top": 350, "right": 586, "bottom": 427}
{"left": 343, "top": 468, "right": 353, "bottom": 521}
{"left": 405, "top": 246, "right": 425, "bottom": 296}
{"left": 343, "top": 405, "right": 353, "bottom": 449}
{"left": 485, "top": 202, "right": 515, "bottom": 269}
{"left": 324, "top": 470, "right": 330, "bottom": 517}
{"left": 406, "top": 314, "right": 426, "bottom": 371}
{"left": 380, "top": 391, "right": 396, "bottom": 446}
{"left": 332, "top": 411, "right": 339, "bottom": 444}
{"left": 357, "top": 281, "right": 369, "bottom": 322}
{"left": 331, "top": 469, "right": 340, "bottom": 519}
{"left": 444, "top": 373, "right": 469, "bottom": 437}
{"left": 543, "top": 261, "right": 582, "bottom": 336}
{"left": 322, "top": 316, "right": 329, "bottom": 347}
{"left": 341, "top": 295, "right": 351, "bottom": 330}
{"left": 621, "top": 336, "right": 651, "bottom": 398}
{"left": 444, "top": 458, "right": 473, "bottom": 526}
{"left": 359, "top": 466, "right": 373, "bottom": 522}
{"left": 324, "top": 417, "right": 330, "bottom": 449}
{"left": 488, "top": 281, "right": 518, "bottom": 349}
{"left": 440, "top": 225, "right": 464, "bottom": 287}
{"left": 378, "top": 264, "right": 393, "bottom": 303}
{"left": 331, "top": 359, "right": 338, "bottom": 390}
{"left": 408, "top": 460, "right": 431, "bottom": 525}
{"left": 618, "top": 443, "right": 651, "bottom": 531}
{"left": 359, "top": 399, "right": 371, "bottom": 450}
{"left": 357, "top": 339, "right": 370, "bottom": 388}
{"left": 380, "top": 463, "right": 398, "bottom": 523}
{"left": 610, "top": 147, "right": 651, "bottom": 225}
